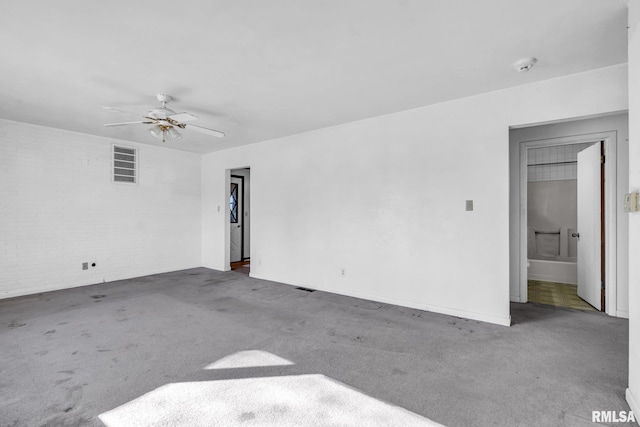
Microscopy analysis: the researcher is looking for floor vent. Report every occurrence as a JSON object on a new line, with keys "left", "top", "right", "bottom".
{"left": 295, "top": 287, "right": 316, "bottom": 293}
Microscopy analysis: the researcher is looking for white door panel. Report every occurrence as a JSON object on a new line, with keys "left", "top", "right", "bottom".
{"left": 576, "top": 142, "right": 601, "bottom": 310}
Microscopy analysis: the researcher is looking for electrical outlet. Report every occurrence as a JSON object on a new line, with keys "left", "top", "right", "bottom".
{"left": 340, "top": 268, "right": 346, "bottom": 277}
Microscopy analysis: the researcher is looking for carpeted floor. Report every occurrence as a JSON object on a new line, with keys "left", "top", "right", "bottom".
{"left": 0, "top": 268, "right": 630, "bottom": 426}
{"left": 99, "top": 374, "right": 443, "bottom": 426}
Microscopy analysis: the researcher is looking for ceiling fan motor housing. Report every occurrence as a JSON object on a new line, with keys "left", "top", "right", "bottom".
{"left": 148, "top": 94, "right": 176, "bottom": 119}
{"left": 156, "top": 93, "right": 172, "bottom": 103}
{"left": 147, "top": 107, "right": 176, "bottom": 120}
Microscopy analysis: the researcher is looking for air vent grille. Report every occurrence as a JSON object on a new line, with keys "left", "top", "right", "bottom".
{"left": 113, "top": 145, "right": 137, "bottom": 184}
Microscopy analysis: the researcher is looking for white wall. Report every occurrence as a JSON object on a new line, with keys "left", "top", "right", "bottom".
{"left": 0, "top": 119, "right": 202, "bottom": 298}
{"left": 527, "top": 180, "right": 577, "bottom": 238}
{"left": 626, "top": 0, "right": 640, "bottom": 420}
{"left": 510, "top": 113, "right": 629, "bottom": 315}
{"left": 202, "top": 64, "right": 628, "bottom": 326}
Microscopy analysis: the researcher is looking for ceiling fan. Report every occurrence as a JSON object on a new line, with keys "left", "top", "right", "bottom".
{"left": 104, "top": 94, "right": 225, "bottom": 142}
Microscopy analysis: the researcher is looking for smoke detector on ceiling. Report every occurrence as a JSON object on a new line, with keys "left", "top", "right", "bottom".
{"left": 513, "top": 57, "right": 537, "bottom": 72}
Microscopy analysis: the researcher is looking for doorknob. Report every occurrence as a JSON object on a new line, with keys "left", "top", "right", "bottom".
{"left": 571, "top": 232, "right": 580, "bottom": 238}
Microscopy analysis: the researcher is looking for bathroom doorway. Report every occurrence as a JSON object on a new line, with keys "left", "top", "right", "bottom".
{"left": 509, "top": 112, "right": 629, "bottom": 318}
{"left": 526, "top": 140, "right": 602, "bottom": 311}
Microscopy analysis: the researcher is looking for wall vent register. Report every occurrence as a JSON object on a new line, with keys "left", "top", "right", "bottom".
{"left": 112, "top": 145, "right": 137, "bottom": 184}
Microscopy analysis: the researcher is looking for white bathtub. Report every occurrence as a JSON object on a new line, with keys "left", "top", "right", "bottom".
{"left": 528, "top": 256, "right": 577, "bottom": 284}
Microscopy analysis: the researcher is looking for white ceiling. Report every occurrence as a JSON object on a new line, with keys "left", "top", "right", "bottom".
{"left": 0, "top": 1, "right": 629, "bottom": 154}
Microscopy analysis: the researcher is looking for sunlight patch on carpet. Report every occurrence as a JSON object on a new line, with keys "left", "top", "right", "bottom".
{"left": 204, "top": 350, "right": 294, "bottom": 370}
{"left": 99, "top": 374, "right": 443, "bottom": 426}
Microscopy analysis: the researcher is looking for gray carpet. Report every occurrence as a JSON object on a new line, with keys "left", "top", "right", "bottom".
{"left": 0, "top": 268, "right": 630, "bottom": 426}
{"left": 99, "top": 374, "right": 443, "bottom": 426}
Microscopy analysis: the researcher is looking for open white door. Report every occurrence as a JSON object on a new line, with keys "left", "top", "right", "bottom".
{"left": 230, "top": 176, "right": 243, "bottom": 263}
{"left": 576, "top": 142, "right": 602, "bottom": 310}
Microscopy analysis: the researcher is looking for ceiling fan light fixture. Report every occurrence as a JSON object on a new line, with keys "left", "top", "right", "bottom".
{"left": 149, "top": 125, "right": 163, "bottom": 139}
{"left": 167, "top": 127, "right": 182, "bottom": 140}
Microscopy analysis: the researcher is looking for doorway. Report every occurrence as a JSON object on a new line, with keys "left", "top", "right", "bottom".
{"left": 510, "top": 112, "right": 629, "bottom": 319}
{"left": 510, "top": 127, "right": 628, "bottom": 317}
{"left": 229, "top": 168, "right": 251, "bottom": 274}
{"left": 230, "top": 175, "right": 244, "bottom": 263}
{"left": 525, "top": 140, "right": 603, "bottom": 311}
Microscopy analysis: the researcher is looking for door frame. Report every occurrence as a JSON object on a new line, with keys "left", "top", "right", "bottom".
{"left": 517, "top": 131, "right": 618, "bottom": 315}
{"left": 226, "top": 167, "right": 251, "bottom": 270}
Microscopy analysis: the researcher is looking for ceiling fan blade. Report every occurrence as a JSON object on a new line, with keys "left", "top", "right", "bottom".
{"left": 185, "top": 124, "right": 225, "bottom": 138}
{"left": 104, "top": 121, "right": 152, "bottom": 127}
{"left": 169, "top": 112, "right": 197, "bottom": 122}
{"left": 101, "top": 106, "right": 127, "bottom": 113}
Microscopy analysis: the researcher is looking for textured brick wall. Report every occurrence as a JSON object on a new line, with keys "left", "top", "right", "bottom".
{"left": 0, "top": 119, "right": 201, "bottom": 298}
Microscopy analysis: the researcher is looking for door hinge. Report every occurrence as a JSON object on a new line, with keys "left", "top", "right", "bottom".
{"left": 601, "top": 280, "right": 605, "bottom": 290}
{"left": 601, "top": 155, "right": 605, "bottom": 164}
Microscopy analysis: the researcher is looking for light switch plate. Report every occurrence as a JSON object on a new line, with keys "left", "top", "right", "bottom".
{"left": 624, "top": 192, "right": 639, "bottom": 212}
{"left": 466, "top": 200, "right": 474, "bottom": 211}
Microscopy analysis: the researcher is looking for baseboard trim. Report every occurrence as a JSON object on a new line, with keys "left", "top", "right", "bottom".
{"left": 0, "top": 265, "right": 203, "bottom": 300}
{"left": 616, "top": 310, "right": 629, "bottom": 319}
{"left": 251, "top": 273, "right": 511, "bottom": 327}
{"left": 202, "top": 264, "right": 231, "bottom": 272}
{"left": 0, "top": 281, "right": 96, "bottom": 300}
{"left": 626, "top": 388, "right": 639, "bottom": 425}
{"left": 510, "top": 294, "right": 527, "bottom": 303}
